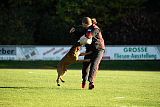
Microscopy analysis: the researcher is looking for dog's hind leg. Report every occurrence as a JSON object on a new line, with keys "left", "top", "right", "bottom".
{"left": 56, "top": 74, "right": 61, "bottom": 86}
{"left": 59, "top": 68, "right": 67, "bottom": 83}
{"left": 60, "top": 77, "right": 65, "bottom": 83}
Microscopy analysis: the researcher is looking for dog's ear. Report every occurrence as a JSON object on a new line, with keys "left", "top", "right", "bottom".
{"left": 77, "top": 42, "right": 81, "bottom": 46}
{"left": 74, "top": 42, "right": 81, "bottom": 46}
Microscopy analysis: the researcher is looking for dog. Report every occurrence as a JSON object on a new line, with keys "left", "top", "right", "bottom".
{"left": 45, "top": 42, "right": 92, "bottom": 86}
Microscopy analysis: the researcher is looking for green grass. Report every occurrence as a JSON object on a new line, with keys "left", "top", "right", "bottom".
{"left": 0, "top": 69, "right": 160, "bottom": 107}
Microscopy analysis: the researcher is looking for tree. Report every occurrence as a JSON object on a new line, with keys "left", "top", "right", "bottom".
{"left": 0, "top": 0, "right": 159, "bottom": 45}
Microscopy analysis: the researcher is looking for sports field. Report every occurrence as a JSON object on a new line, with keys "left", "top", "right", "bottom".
{"left": 0, "top": 69, "right": 160, "bottom": 107}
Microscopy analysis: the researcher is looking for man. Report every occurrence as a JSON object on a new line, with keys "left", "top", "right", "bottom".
{"left": 70, "top": 17, "right": 105, "bottom": 89}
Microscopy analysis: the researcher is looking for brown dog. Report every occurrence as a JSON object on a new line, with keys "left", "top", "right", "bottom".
{"left": 46, "top": 42, "right": 92, "bottom": 86}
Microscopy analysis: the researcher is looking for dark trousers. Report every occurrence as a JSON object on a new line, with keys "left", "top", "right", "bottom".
{"left": 82, "top": 50, "right": 104, "bottom": 84}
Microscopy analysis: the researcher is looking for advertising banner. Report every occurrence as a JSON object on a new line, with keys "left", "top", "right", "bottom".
{"left": 15, "top": 46, "right": 86, "bottom": 60}
{"left": 103, "top": 46, "right": 160, "bottom": 60}
{"left": 15, "top": 46, "right": 83, "bottom": 60}
{"left": 0, "top": 46, "right": 16, "bottom": 60}
{"left": 0, "top": 45, "right": 160, "bottom": 60}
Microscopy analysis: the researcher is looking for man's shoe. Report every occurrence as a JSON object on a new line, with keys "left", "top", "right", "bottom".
{"left": 89, "top": 84, "right": 94, "bottom": 90}
{"left": 82, "top": 84, "right": 86, "bottom": 88}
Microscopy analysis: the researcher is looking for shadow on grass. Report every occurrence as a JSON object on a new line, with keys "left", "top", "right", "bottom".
{"left": 0, "top": 86, "right": 55, "bottom": 89}
{"left": 0, "top": 86, "right": 84, "bottom": 90}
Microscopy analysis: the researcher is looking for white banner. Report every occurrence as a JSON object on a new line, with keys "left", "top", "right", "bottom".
{"left": 103, "top": 46, "right": 160, "bottom": 60}
{"left": 0, "top": 45, "right": 160, "bottom": 60}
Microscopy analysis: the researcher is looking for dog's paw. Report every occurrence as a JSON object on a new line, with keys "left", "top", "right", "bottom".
{"left": 88, "top": 51, "right": 93, "bottom": 54}
{"left": 61, "top": 80, "right": 65, "bottom": 83}
{"left": 85, "top": 59, "right": 91, "bottom": 62}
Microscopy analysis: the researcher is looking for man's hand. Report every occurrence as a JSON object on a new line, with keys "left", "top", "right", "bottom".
{"left": 69, "top": 27, "right": 75, "bottom": 33}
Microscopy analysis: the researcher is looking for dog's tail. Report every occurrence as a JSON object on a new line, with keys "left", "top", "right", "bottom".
{"left": 44, "top": 65, "right": 57, "bottom": 69}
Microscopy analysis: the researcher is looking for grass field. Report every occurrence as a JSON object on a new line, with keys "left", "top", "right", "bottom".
{"left": 0, "top": 69, "right": 160, "bottom": 107}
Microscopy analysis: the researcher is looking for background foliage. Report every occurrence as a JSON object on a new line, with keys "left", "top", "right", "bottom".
{"left": 0, "top": 0, "right": 160, "bottom": 45}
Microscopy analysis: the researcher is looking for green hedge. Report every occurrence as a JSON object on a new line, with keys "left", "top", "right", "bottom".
{"left": 0, "top": 60, "right": 160, "bottom": 71}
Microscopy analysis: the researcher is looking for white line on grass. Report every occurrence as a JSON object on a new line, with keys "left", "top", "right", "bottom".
{"left": 113, "top": 97, "right": 125, "bottom": 99}
{"left": 27, "top": 71, "right": 115, "bottom": 78}
{"left": 27, "top": 71, "right": 160, "bottom": 79}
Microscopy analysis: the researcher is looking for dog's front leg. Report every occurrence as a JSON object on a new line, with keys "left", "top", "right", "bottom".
{"left": 79, "top": 51, "right": 92, "bottom": 56}
{"left": 76, "top": 59, "right": 90, "bottom": 63}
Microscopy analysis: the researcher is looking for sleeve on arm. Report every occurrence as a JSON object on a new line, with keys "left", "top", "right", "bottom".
{"left": 92, "top": 28, "right": 99, "bottom": 37}
{"left": 74, "top": 27, "right": 85, "bottom": 37}
{"left": 85, "top": 29, "right": 92, "bottom": 39}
